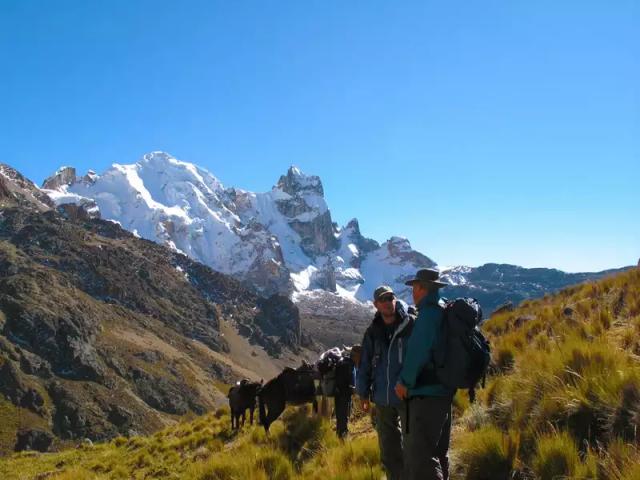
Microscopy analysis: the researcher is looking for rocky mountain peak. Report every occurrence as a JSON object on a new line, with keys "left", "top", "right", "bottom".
{"left": 0, "top": 163, "right": 54, "bottom": 210}
{"left": 340, "top": 218, "right": 379, "bottom": 263}
{"left": 277, "top": 166, "right": 324, "bottom": 197}
{"left": 345, "top": 218, "right": 361, "bottom": 234}
{"left": 82, "top": 170, "right": 98, "bottom": 185}
{"left": 384, "top": 236, "right": 437, "bottom": 268}
{"left": 42, "top": 166, "right": 78, "bottom": 190}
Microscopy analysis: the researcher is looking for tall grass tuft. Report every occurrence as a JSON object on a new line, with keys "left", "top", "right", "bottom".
{"left": 453, "top": 426, "right": 516, "bottom": 480}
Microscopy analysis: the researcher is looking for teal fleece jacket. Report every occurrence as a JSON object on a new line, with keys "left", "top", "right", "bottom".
{"left": 398, "top": 290, "right": 455, "bottom": 398}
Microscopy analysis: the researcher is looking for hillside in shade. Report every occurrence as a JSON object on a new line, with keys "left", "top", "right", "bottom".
{"left": 0, "top": 163, "right": 313, "bottom": 454}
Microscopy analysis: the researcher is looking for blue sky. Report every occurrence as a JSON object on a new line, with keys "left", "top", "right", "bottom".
{"left": 1, "top": 0, "right": 638, "bottom": 272}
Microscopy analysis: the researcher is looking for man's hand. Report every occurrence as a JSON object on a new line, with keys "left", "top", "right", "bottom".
{"left": 395, "top": 382, "right": 408, "bottom": 400}
{"left": 360, "top": 398, "right": 370, "bottom": 412}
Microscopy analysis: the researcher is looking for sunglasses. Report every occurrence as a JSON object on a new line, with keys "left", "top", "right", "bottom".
{"left": 378, "top": 294, "right": 395, "bottom": 303}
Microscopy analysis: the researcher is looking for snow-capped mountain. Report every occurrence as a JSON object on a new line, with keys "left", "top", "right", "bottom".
{"left": 42, "top": 152, "right": 632, "bottom": 313}
{"left": 42, "top": 152, "right": 436, "bottom": 303}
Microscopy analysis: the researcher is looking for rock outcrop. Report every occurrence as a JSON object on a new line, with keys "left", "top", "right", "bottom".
{"left": 14, "top": 429, "right": 54, "bottom": 453}
{"left": 42, "top": 166, "right": 77, "bottom": 190}
{"left": 275, "top": 167, "right": 337, "bottom": 258}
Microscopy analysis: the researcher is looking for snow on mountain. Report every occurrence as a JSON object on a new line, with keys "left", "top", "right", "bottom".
{"left": 41, "top": 151, "right": 438, "bottom": 303}
{"left": 440, "top": 265, "right": 473, "bottom": 286}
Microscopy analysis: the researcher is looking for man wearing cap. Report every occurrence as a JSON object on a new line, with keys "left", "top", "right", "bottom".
{"left": 356, "top": 285, "right": 415, "bottom": 480}
{"left": 395, "top": 268, "right": 455, "bottom": 480}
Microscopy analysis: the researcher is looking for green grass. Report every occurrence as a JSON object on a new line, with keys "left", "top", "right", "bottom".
{"left": 0, "top": 404, "right": 380, "bottom": 480}
{"left": 452, "top": 268, "right": 640, "bottom": 479}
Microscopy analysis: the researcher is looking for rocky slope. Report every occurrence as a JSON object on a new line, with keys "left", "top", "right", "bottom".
{"left": 0, "top": 164, "right": 310, "bottom": 454}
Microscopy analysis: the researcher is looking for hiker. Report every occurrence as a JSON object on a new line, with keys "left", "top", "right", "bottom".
{"left": 356, "top": 286, "right": 415, "bottom": 480}
{"left": 334, "top": 348, "right": 356, "bottom": 438}
{"left": 395, "top": 268, "right": 455, "bottom": 480}
{"left": 317, "top": 347, "right": 356, "bottom": 438}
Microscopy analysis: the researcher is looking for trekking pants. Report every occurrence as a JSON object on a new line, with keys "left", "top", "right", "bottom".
{"left": 375, "top": 404, "right": 405, "bottom": 480}
{"left": 403, "top": 396, "right": 452, "bottom": 480}
{"left": 334, "top": 391, "right": 351, "bottom": 438}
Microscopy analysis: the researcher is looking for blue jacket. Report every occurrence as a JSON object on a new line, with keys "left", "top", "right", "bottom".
{"left": 398, "top": 290, "right": 455, "bottom": 398}
{"left": 356, "top": 301, "right": 414, "bottom": 407}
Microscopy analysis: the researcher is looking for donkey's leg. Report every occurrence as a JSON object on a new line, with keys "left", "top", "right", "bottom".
{"left": 250, "top": 406, "right": 255, "bottom": 425}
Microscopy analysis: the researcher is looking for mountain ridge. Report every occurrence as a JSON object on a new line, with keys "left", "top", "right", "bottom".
{"left": 41, "top": 152, "right": 632, "bottom": 314}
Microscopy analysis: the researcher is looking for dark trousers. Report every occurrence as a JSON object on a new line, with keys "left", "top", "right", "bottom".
{"left": 335, "top": 392, "right": 352, "bottom": 438}
{"left": 404, "top": 396, "right": 452, "bottom": 480}
{"left": 375, "top": 405, "right": 404, "bottom": 480}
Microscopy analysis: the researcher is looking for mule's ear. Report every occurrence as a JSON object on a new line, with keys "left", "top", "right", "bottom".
{"left": 260, "top": 378, "right": 264, "bottom": 385}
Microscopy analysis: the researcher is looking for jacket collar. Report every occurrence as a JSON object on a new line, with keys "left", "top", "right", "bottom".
{"left": 392, "top": 304, "right": 412, "bottom": 338}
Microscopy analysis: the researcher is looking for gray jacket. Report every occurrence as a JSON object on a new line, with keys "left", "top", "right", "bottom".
{"left": 356, "top": 301, "right": 415, "bottom": 407}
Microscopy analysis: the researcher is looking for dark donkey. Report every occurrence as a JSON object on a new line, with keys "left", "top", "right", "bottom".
{"left": 258, "top": 363, "right": 318, "bottom": 432}
{"left": 228, "top": 379, "right": 262, "bottom": 430}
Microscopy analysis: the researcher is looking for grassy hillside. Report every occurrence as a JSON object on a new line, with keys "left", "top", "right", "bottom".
{"left": 0, "top": 405, "right": 382, "bottom": 480}
{"left": 2, "top": 268, "right": 639, "bottom": 479}
{"left": 451, "top": 266, "right": 640, "bottom": 479}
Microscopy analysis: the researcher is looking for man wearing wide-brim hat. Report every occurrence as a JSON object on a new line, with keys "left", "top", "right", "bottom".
{"left": 394, "top": 268, "right": 455, "bottom": 480}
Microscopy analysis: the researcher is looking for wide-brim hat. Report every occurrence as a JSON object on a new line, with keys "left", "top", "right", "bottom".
{"left": 404, "top": 268, "right": 448, "bottom": 288}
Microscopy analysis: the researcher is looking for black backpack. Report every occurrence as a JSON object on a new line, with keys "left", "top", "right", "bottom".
{"left": 417, "top": 298, "right": 491, "bottom": 402}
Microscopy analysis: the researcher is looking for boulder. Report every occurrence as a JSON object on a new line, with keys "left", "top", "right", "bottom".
{"left": 108, "top": 405, "right": 133, "bottom": 429}
{"left": 0, "top": 361, "right": 45, "bottom": 414}
{"left": 19, "top": 350, "right": 53, "bottom": 379}
{"left": 14, "top": 429, "right": 53, "bottom": 452}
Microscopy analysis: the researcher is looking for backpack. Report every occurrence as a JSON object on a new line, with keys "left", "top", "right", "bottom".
{"left": 418, "top": 298, "right": 491, "bottom": 402}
